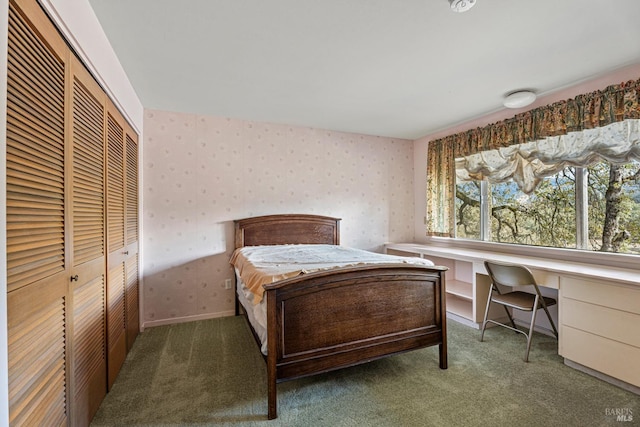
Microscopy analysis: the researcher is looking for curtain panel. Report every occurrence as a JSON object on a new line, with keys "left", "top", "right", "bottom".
{"left": 426, "top": 78, "right": 640, "bottom": 237}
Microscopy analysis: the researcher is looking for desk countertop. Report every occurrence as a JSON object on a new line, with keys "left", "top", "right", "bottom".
{"left": 384, "top": 243, "right": 640, "bottom": 287}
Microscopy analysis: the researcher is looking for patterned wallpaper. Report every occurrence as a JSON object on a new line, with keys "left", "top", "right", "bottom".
{"left": 142, "top": 109, "right": 415, "bottom": 325}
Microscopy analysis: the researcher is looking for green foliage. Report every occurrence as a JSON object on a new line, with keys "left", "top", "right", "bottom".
{"left": 489, "top": 171, "right": 576, "bottom": 248}
{"left": 455, "top": 181, "right": 481, "bottom": 239}
{"left": 455, "top": 160, "right": 640, "bottom": 254}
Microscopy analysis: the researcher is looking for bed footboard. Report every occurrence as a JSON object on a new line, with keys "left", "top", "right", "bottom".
{"left": 264, "top": 264, "right": 447, "bottom": 419}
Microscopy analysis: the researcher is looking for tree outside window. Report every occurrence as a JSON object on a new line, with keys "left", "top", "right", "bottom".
{"left": 455, "top": 160, "right": 640, "bottom": 254}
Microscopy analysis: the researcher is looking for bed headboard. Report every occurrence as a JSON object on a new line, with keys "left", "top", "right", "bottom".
{"left": 234, "top": 214, "right": 341, "bottom": 248}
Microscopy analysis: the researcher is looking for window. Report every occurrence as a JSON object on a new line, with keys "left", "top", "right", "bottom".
{"left": 456, "top": 160, "right": 640, "bottom": 254}
{"left": 454, "top": 181, "right": 481, "bottom": 240}
{"left": 587, "top": 160, "right": 640, "bottom": 253}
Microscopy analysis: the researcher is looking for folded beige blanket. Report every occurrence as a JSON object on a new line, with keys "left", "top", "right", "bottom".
{"left": 230, "top": 244, "right": 434, "bottom": 304}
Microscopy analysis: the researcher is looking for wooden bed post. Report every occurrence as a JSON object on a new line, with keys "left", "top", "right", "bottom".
{"left": 266, "top": 290, "right": 278, "bottom": 419}
{"left": 439, "top": 274, "right": 448, "bottom": 369}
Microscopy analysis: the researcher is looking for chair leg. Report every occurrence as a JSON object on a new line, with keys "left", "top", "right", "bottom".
{"left": 503, "top": 305, "right": 517, "bottom": 330}
{"left": 524, "top": 295, "right": 540, "bottom": 362}
{"left": 480, "top": 284, "right": 493, "bottom": 342}
{"left": 541, "top": 303, "right": 559, "bottom": 339}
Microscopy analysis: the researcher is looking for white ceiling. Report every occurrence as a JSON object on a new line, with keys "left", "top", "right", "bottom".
{"left": 88, "top": 0, "right": 640, "bottom": 140}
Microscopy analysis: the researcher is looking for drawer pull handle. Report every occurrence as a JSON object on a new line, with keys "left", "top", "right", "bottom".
{"left": 70, "top": 275, "right": 79, "bottom": 282}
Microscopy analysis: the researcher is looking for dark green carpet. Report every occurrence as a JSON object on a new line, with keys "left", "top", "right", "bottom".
{"left": 91, "top": 316, "right": 639, "bottom": 426}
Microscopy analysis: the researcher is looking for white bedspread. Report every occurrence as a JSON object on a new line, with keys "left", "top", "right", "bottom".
{"left": 231, "top": 244, "right": 435, "bottom": 355}
{"left": 230, "top": 244, "right": 436, "bottom": 304}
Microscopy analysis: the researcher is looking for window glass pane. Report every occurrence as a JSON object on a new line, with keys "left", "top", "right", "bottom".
{"left": 588, "top": 160, "right": 640, "bottom": 254}
{"left": 489, "top": 168, "right": 577, "bottom": 248}
{"left": 455, "top": 181, "right": 481, "bottom": 240}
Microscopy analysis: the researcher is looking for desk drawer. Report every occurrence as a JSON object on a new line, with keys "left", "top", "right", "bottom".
{"left": 562, "top": 298, "right": 640, "bottom": 347}
{"left": 561, "top": 276, "right": 640, "bottom": 314}
{"left": 561, "top": 326, "right": 640, "bottom": 388}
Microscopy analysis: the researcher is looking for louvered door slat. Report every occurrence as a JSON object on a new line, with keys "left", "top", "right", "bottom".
{"left": 7, "top": 144, "right": 63, "bottom": 171}
{"left": 74, "top": 150, "right": 103, "bottom": 174}
{"left": 125, "top": 254, "right": 139, "bottom": 350}
{"left": 13, "top": 359, "right": 64, "bottom": 424}
{"left": 6, "top": 61, "right": 64, "bottom": 126}
{"left": 7, "top": 220, "right": 63, "bottom": 232}
{"left": 68, "top": 56, "right": 109, "bottom": 425}
{"left": 6, "top": 113, "right": 64, "bottom": 160}
{"left": 6, "top": 251, "right": 64, "bottom": 276}
{"left": 6, "top": 116, "right": 63, "bottom": 162}
{"left": 8, "top": 7, "right": 65, "bottom": 75}
{"left": 6, "top": 54, "right": 64, "bottom": 114}
{"left": 7, "top": 197, "right": 64, "bottom": 211}
{"left": 74, "top": 137, "right": 102, "bottom": 165}
{"left": 126, "top": 134, "right": 138, "bottom": 244}
{"left": 107, "top": 114, "right": 125, "bottom": 253}
{"left": 6, "top": 174, "right": 63, "bottom": 195}
{"left": 9, "top": 302, "right": 63, "bottom": 361}
{"left": 7, "top": 76, "right": 64, "bottom": 130}
{"left": 13, "top": 358, "right": 65, "bottom": 427}
{"left": 74, "top": 113, "right": 103, "bottom": 143}
{"left": 107, "top": 264, "right": 125, "bottom": 346}
{"left": 106, "top": 259, "right": 127, "bottom": 389}
{"left": 11, "top": 333, "right": 65, "bottom": 400}
{"left": 7, "top": 244, "right": 61, "bottom": 262}
{"left": 72, "top": 77, "right": 104, "bottom": 266}
{"left": 6, "top": 207, "right": 63, "bottom": 218}
{"left": 8, "top": 281, "right": 67, "bottom": 427}
{"left": 7, "top": 165, "right": 64, "bottom": 191}
{"left": 7, "top": 2, "right": 68, "bottom": 425}
{"left": 6, "top": 142, "right": 63, "bottom": 173}
{"left": 7, "top": 13, "right": 64, "bottom": 96}
{"left": 7, "top": 174, "right": 63, "bottom": 195}
{"left": 74, "top": 176, "right": 103, "bottom": 192}
{"left": 6, "top": 0, "right": 65, "bottom": 294}
{"left": 73, "top": 275, "right": 105, "bottom": 394}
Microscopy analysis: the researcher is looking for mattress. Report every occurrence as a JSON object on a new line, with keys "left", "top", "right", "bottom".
{"left": 232, "top": 244, "right": 435, "bottom": 355}
{"left": 235, "top": 269, "right": 269, "bottom": 354}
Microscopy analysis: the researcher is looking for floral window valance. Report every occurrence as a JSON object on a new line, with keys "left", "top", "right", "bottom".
{"left": 426, "top": 78, "right": 640, "bottom": 237}
{"left": 457, "top": 119, "right": 640, "bottom": 194}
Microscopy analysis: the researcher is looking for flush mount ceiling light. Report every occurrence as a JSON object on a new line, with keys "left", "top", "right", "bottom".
{"left": 449, "top": 0, "right": 477, "bottom": 13}
{"left": 503, "top": 90, "right": 537, "bottom": 109}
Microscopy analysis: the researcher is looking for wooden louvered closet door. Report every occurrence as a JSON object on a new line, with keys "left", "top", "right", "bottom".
{"left": 105, "top": 103, "right": 128, "bottom": 389}
{"left": 6, "top": 0, "right": 141, "bottom": 423}
{"left": 6, "top": 0, "right": 70, "bottom": 425}
{"left": 124, "top": 129, "right": 140, "bottom": 351}
{"left": 104, "top": 107, "right": 140, "bottom": 387}
{"left": 68, "top": 56, "right": 107, "bottom": 426}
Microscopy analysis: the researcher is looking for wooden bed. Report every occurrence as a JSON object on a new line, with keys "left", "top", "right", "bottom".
{"left": 233, "top": 214, "right": 448, "bottom": 419}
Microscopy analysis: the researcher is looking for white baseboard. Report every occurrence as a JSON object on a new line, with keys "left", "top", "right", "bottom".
{"left": 448, "top": 313, "right": 557, "bottom": 339}
{"left": 446, "top": 313, "right": 514, "bottom": 330}
{"left": 142, "top": 310, "right": 236, "bottom": 329}
{"left": 513, "top": 318, "right": 557, "bottom": 337}
{"left": 564, "top": 359, "right": 640, "bottom": 395}
{"left": 446, "top": 312, "right": 480, "bottom": 329}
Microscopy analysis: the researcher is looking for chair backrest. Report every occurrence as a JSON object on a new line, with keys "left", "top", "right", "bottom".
{"left": 484, "top": 261, "right": 537, "bottom": 289}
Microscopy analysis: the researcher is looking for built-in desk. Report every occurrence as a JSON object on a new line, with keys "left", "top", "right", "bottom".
{"left": 384, "top": 243, "right": 640, "bottom": 393}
